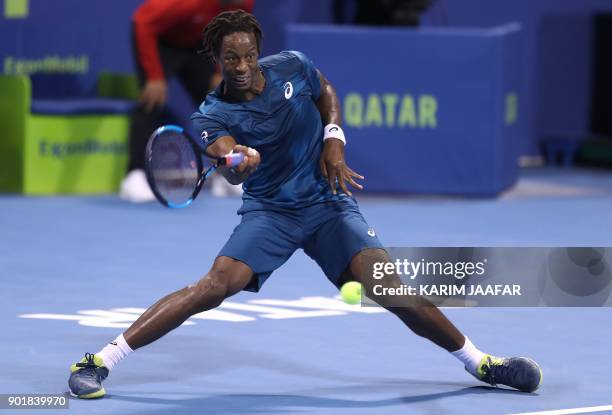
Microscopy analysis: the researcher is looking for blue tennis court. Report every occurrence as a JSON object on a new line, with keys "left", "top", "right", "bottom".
{"left": 2, "top": 167, "right": 612, "bottom": 415}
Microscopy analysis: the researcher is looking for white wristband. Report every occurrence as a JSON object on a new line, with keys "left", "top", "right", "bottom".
{"left": 323, "top": 123, "right": 346, "bottom": 145}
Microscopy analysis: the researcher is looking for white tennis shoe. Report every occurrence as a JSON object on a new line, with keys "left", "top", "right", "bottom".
{"left": 119, "top": 169, "right": 156, "bottom": 203}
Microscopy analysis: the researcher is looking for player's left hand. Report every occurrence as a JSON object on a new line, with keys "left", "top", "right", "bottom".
{"left": 320, "top": 138, "right": 364, "bottom": 196}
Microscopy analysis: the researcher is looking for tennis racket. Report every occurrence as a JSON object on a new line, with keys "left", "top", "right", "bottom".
{"left": 144, "top": 125, "right": 244, "bottom": 208}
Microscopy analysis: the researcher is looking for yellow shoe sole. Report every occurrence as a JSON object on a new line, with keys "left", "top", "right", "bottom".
{"left": 70, "top": 388, "right": 106, "bottom": 399}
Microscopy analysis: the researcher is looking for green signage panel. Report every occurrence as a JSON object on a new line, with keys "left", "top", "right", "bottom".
{"left": 4, "top": 0, "right": 29, "bottom": 18}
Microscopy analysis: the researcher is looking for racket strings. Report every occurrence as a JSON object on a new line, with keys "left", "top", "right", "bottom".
{"left": 150, "top": 132, "right": 202, "bottom": 206}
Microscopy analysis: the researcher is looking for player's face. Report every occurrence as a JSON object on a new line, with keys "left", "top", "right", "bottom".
{"left": 218, "top": 32, "right": 260, "bottom": 93}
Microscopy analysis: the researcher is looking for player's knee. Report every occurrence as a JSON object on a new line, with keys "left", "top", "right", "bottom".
{"left": 189, "top": 271, "right": 231, "bottom": 312}
{"left": 189, "top": 275, "right": 227, "bottom": 312}
{"left": 188, "top": 259, "right": 252, "bottom": 313}
{"left": 211, "top": 256, "right": 254, "bottom": 295}
{"left": 349, "top": 248, "right": 390, "bottom": 287}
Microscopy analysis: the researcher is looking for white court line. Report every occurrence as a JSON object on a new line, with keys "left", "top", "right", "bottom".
{"left": 508, "top": 405, "right": 612, "bottom": 415}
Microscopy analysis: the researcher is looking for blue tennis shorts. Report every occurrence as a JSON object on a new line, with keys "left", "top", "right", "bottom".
{"left": 218, "top": 197, "right": 383, "bottom": 292}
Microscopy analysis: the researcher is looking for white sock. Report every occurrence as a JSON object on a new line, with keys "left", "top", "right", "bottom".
{"left": 450, "top": 336, "right": 486, "bottom": 375}
{"left": 96, "top": 334, "right": 133, "bottom": 371}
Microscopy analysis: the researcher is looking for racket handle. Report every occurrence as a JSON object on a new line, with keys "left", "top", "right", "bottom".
{"left": 217, "top": 153, "right": 245, "bottom": 167}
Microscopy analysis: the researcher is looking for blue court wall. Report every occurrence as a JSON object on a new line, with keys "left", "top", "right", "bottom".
{"left": 257, "top": 0, "right": 612, "bottom": 156}
{"left": 1, "top": 0, "right": 610, "bottom": 159}
{"left": 0, "top": 0, "right": 140, "bottom": 97}
{"left": 288, "top": 24, "right": 523, "bottom": 195}
{"left": 421, "top": 0, "right": 612, "bottom": 154}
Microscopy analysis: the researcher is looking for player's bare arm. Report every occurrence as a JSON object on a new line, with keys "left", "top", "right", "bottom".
{"left": 316, "top": 71, "right": 364, "bottom": 196}
{"left": 206, "top": 135, "right": 260, "bottom": 185}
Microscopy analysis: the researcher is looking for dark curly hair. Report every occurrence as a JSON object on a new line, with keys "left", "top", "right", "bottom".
{"left": 201, "top": 10, "right": 263, "bottom": 59}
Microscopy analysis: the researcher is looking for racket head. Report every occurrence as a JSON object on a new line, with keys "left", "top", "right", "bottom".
{"left": 145, "top": 125, "right": 206, "bottom": 208}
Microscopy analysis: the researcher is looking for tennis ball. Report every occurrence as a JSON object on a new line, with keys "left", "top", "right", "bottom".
{"left": 341, "top": 281, "right": 362, "bottom": 305}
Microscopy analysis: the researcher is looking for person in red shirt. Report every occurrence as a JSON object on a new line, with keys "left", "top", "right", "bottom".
{"left": 120, "top": 0, "right": 254, "bottom": 202}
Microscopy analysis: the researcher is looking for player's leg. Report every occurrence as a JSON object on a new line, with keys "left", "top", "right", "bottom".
{"left": 346, "top": 249, "right": 541, "bottom": 392}
{"left": 304, "top": 199, "right": 542, "bottom": 392}
{"left": 68, "top": 256, "right": 253, "bottom": 399}
{"left": 68, "top": 210, "right": 303, "bottom": 398}
{"left": 346, "top": 248, "right": 464, "bottom": 351}
{"left": 123, "top": 256, "right": 253, "bottom": 349}
{"left": 303, "top": 201, "right": 462, "bottom": 350}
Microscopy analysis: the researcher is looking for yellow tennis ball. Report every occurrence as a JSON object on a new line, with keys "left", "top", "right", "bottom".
{"left": 341, "top": 281, "right": 362, "bottom": 305}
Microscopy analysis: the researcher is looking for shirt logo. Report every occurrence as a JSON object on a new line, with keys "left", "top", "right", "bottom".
{"left": 283, "top": 81, "right": 293, "bottom": 99}
{"left": 367, "top": 228, "right": 376, "bottom": 237}
{"left": 201, "top": 130, "right": 209, "bottom": 143}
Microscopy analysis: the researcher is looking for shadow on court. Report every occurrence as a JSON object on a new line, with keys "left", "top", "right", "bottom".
{"left": 106, "top": 384, "right": 529, "bottom": 415}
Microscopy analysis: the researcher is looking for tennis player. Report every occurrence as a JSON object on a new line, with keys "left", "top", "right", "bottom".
{"left": 68, "top": 10, "right": 542, "bottom": 399}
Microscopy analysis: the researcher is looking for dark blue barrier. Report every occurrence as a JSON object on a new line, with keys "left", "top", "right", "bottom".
{"left": 288, "top": 24, "right": 524, "bottom": 196}
{"left": 2, "top": 2, "right": 604, "bottom": 161}
{"left": 0, "top": 1, "right": 140, "bottom": 97}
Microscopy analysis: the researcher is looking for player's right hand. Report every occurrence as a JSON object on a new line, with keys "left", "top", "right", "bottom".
{"left": 140, "top": 79, "right": 168, "bottom": 113}
{"left": 231, "top": 145, "right": 260, "bottom": 177}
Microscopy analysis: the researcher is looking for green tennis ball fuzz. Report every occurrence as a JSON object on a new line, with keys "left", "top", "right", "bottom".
{"left": 341, "top": 281, "right": 362, "bottom": 305}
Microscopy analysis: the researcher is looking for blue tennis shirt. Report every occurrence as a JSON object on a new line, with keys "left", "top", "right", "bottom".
{"left": 191, "top": 50, "right": 343, "bottom": 212}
